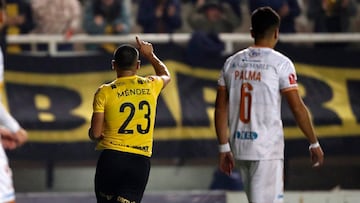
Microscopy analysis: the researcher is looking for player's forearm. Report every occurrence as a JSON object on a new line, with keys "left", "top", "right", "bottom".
{"left": 0, "top": 103, "right": 21, "bottom": 133}
{"left": 146, "top": 53, "right": 170, "bottom": 78}
{"left": 214, "top": 87, "right": 230, "bottom": 144}
{"left": 214, "top": 98, "right": 229, "bottom": 144}
{"left": 293, "top": 105, "right": 318, "bottom": 144}
{"left": 215, "top": 106, "right": 229, "bottom": 144}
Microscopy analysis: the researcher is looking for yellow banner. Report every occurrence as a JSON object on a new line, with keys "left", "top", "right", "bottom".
{"left": 3, "top": 61, "right": 360, "bottom": 142}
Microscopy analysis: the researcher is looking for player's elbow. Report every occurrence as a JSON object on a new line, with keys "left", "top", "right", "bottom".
{"left": 161, "top": 75, "right": 171, "bottom": 88}
{"left": 88, "top": 128, "right": 102, "bottom": 141}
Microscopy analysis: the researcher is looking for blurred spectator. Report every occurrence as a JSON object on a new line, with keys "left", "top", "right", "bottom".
{"left": 83, "top": 0, "right": 131, "bottom": 34}
{"left": 185, "top": 0, "right": 240, "bottom": 66}
{"left": 30, "top": 0, "right": 82, "bottom": 51}
{"left": 188, "top": 0, "right": 243, "bottom": 24}
{"left": 248, "top": 0, "right": 301, "bottom": 33}
{"left": 3, "top": 0, "right": 34, "bottom": 53}
{"left": 83, "top": 0, "right": 131, "bottom": 52}
{"left": 222, "top": 0, "right": 243, "bottom": 22}
{"left": 307, "top": 0, "right": 357, "bottom": 33}
{"left": 136, "top": 0, "right": 182, "bottom": 33}
{"left": 187, "top": 0, "right": 240, "bottom": 33}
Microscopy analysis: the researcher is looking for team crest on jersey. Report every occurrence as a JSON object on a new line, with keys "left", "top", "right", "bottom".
{"left": 249, "top": 49, "right": 260, "bottom": 57}
{"left": 231, "top": 63, "right": 237, "bottom": 68}
{"left": 138, "top": 78, "right": 152, "bottom": 84}
{"left": 147, "top": 76, "right": 155, "bottom": 81}
{"left": 288, "top": 73, "right": 297, "bottom": 85}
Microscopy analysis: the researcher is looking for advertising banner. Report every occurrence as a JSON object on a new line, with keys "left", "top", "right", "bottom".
{"left": 3, "top": 44, "right": 360, "bottom": 159}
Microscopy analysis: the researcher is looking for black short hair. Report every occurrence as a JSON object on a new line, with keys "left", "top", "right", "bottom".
{"left": 251, "top": 7, "right": 280, "bottom": 39}
{"left": 113, "top": 44, "right": 139, "bottom": 70}
{"left": 0, "top": 0, "right": 5, "bottom": 9}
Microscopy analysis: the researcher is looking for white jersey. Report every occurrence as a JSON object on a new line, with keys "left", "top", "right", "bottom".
{"left": 218, "top": 47, "right": 298, "bottom": 160}
{"left": 0, "top": 47, "right": 17, "bottom": 203}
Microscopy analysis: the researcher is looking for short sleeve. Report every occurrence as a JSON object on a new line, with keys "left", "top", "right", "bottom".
{"left": 279, "top": 60, "right": 298, "bottom": 91}
{"left": 218, "top": 68, "right": 226, "bottom": 86}
{"left": 93, "top": 87, "right": 106, "bottom": 113}
{"left": 218, "top": 57, "right": 232, "bottom": 87}
{"left": 147, "top": 76, "right": 164, "bottom": 95}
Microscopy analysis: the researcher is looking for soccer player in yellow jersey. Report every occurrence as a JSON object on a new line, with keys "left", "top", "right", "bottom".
{"left": 89, "top": 36, "right": 171, "bottom": 203}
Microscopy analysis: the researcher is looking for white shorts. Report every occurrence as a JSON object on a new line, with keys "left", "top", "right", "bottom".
{"left": 236, "top": 159, "right": 284, "bottom": 203}
{"left": 0, "top": 158, "right": 15, "bottom": 203}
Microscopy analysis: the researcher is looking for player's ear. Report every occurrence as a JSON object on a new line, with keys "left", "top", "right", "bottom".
{"left": 274, "top": 28, "right": 279, "bottom": 40}
{"left": 111, "top": 60, "right": 115, "bottom": 70}
{"left": 136, "top": 60, "right": 141, "bottom": 70}
{"left": 250, "top": 28, "right": 255, "bottom": 39}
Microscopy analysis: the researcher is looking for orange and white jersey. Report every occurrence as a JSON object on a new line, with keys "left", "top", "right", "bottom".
{"left": 218, "top": 47, "right": 298, "bottom": 160}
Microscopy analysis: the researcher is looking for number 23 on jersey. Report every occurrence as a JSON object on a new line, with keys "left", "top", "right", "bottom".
{"left": 118, "top": 100, "right": 151, "bottom": 135}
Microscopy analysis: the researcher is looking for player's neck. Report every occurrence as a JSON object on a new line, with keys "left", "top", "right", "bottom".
{"left": 251, "top": 45, "right": 272, "bottom": 49}
{"left": 116, "top": 70, "right": 136, "bottom": 78}
{"left": 253, "top": 39, "right": 276, "bottom": 48}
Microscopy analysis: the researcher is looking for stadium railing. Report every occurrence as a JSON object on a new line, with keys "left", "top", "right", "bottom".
{"left": 6, "top": 33, "right": 360, "bottom": 56}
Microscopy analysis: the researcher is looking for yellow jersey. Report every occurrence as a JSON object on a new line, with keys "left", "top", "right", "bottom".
{"left": 93, "top": 75, "right": 164, "bottom": 157}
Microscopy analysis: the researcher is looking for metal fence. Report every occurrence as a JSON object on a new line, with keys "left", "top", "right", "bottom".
{"left": 7, "top": 33, "right": 360, "bottom": 56}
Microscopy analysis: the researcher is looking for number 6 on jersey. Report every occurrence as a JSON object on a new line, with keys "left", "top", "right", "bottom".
{"left": 240, "top": 83, "right": 253, "bottom": 124}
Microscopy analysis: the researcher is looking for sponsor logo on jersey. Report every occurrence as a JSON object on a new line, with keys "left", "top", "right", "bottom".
{"left": 234, "top": 131, "right": 258, "bottom": 140}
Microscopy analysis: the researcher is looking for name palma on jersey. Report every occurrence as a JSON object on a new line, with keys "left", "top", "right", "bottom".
{"left": 117, "top": 88, "right": 151, "bottom": 97}
{"left": 234, "top": 70, "right": 261, "bottom": 81}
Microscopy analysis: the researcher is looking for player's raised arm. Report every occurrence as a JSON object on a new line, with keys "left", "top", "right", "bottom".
{"left": 135, "top": 36, "right": 171, "bottom": 89}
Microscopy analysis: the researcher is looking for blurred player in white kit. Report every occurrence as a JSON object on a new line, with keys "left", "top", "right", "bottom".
{"left": 0, "top": 0, "right": 28, "bottom": 202}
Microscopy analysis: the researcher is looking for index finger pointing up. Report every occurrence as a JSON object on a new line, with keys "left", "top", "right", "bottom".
{"left": 136, "top": 36, "right": 141, "bottom": 47}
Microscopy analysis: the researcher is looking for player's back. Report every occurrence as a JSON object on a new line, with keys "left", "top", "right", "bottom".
{"left": 95, "top": 75, "right": 163, "bottom": 157}
{"left": 220, "top": 47, "right": 297, "bottom": 160}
